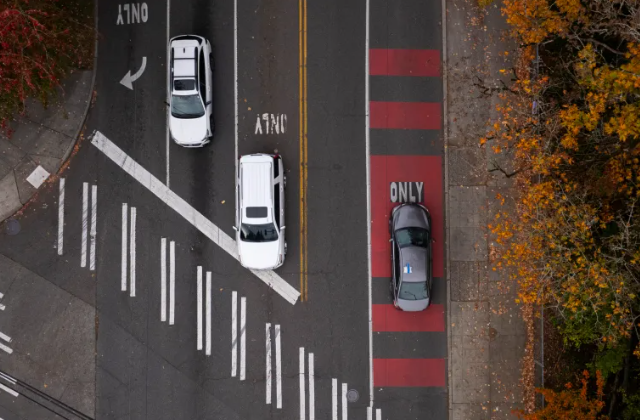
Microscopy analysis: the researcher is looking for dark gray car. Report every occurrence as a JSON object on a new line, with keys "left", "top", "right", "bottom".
{"left": 389, "top": 203, "right": 432, "bottom": 311}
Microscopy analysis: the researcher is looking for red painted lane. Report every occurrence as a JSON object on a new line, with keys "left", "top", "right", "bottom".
{"left": 372, "top": 304, "right": 444, "bottom": 332}
{"left": 374, "top": 358, "right": 446, "bottom": 387}
{"left": 370, "top": 49, "right": 441, "bottom": 77}
{"left": 370, "top": 155, "right": 443, "bottom": 278}
{"left": 370, "top": 101, "right": 441, "bottom": 130}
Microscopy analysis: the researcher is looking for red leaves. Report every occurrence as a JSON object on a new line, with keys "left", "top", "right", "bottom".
{"left": 0, "top": 0, "right": 93, "bottom": 133}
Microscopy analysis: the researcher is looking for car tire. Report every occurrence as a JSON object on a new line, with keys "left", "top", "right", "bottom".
{"left": 284, "top": 242, "right": 288, "bottom": 255}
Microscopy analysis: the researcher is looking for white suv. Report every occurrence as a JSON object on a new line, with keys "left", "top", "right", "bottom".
{"left": 168, "top": 35, "right": 213, "bottom": 147}
{"left": 234, "top": 154, "right": 286, "bottom": 270}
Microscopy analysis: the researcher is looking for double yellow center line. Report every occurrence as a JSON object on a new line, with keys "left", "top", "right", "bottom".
{"left": 299, "top": 0, "right": 308, "bottom": 302}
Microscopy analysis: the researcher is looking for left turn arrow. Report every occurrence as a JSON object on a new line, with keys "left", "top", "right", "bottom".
{"left": 120, "top": 57, "right": 147, "bottom": 90}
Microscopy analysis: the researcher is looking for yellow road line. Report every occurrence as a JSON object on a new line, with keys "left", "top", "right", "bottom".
{"left": 299, "top": 0, "right": 308, "bottom": 301}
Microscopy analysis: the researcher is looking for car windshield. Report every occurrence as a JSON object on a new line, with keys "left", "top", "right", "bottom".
{"left": 395, "top": 227, "right": 429, "bottom": 248}
{"left": 399, "top": 281, "right": 429, "bottom": 301}
{"left": 171, "top": 94, "right": 205, "bottom": 118}
{"left": 240, "top": 223, "right": 278, "bottom": 243}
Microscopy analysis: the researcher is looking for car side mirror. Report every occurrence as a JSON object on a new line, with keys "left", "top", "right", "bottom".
{"left": 280, "top": 226, "right": 286, "bottom": 231}
{"left": 232, "top": 226, "right": 238, "bottom": 231}
{"left": 164, "top": 101, "right": 169, "bottom": 106}
{"left": 389, "top": 238, "right": 393, "bottom": 242}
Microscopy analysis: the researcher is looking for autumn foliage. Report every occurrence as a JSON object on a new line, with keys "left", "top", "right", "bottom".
{"left": 488, "top": 0, "right": 640, "bottom": 351}
{"left": 517, "top": 371, "right": 607, "bottom": 420}
{"left": 0, "top": 0, "right": 94, "bottom": 132}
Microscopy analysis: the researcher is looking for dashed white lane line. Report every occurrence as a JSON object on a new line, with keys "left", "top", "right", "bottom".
{"left": 169, "top": 240, "right": 176, "bottom": 325}
{"left": 197, "top": 266, "right": 203, "bottom": 350}
{"left": 0, "top": 383, "right": 18, "bottom": 397}
{"left": 240, "top": 296, "right": 246, "bottom": 380}
{"left": 81, "top": 182, "right": 88, "bottom": 268}
{"left": 206, "top": 271, "right": 212, "bottom": 356}
{"left": 91, "top": 131, "right": 300, "bottom": 305}
{"left": 0, "top": 343, "right": 12, "bottom": 355}
{"left": 275, "top": 324, "right": 282, "bottom": 409}
{"left": 129, "top": 206, "right": 137, "bottom": 297}
{"left": 308, "top": 353, "right": 315, "bottom": 420}
{"left": 332, "top": 379, "right": 338, "bottom": 420}
{"left": 161, "top": 238, "right": 167, "bottom": 322}
{"left": 90, "top": 185, "right": 97, "bottom": 271}
{"left": 57, "top": 178, "right": 65, "bottom": 255}
{"left": 299, "top": 347, "right": 306, "bottom": 420}
{"left": 266, "top": 323, "right": 272, "bottom": 405}
{"left": 121, "top": 203, "right": 128, "bottom": 291}
{"left": 342, "top": 383, "right": 348, "bottom": 420}
{"left": 231, "top": 291, "right": 238, "bottom": 377}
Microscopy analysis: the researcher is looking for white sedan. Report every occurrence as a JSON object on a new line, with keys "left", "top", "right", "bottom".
{"left": 168, "top": 35, "right": 213, "bottom": 147}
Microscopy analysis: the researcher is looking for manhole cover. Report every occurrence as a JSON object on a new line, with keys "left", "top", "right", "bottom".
{"left": 347, "top": 389, "right": 359, "bottom": 403}
{"left": 5, "top": 219, "right": 20, "bottom": 236}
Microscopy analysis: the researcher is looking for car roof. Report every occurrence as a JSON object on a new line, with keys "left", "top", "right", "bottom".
{"left": 240, "top": 158, "right": 273, "bottom": 223}
{"left": 399, "top": 246, "right": 427, "bottom": 283}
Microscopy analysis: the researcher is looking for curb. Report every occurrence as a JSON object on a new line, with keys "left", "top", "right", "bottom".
{"left": 0, "top": 0, "right": 99, "bottom": 224}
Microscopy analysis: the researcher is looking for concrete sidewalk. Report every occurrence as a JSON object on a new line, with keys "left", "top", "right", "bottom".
{"left": 0, "top": 70, "right": 94, "bottom": 223}
{"left": 445, "top": 0, "right": 526, "bottom": 419}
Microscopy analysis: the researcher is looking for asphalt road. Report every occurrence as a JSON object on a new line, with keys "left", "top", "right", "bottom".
{"left": 0, "top": 0, "right": 445, "bottom": 418}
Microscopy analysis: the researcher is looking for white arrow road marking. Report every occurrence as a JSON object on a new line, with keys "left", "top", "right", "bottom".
{"left": 90, "top": 131, "right": 300, "bottom": 305}
{"left": 120, "top": 57, "right": 147, "bottom": 90}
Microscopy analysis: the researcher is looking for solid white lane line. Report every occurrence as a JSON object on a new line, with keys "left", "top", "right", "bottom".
{"left": 299, "top": 347, "right": 306, "bottom": 420}
{"left": 169, "top": 240, "right": 176, "bottom": 325}
{"left": 91, "top": 131, "right": 300, "bottom": 305}
{"left": 206, "top": 271, "right": 212, "bottom": 356}
{"left": 266, "top": 323, "right": 272, "bottom": 405}
{"left": 332, "top": 379, "right": 338, "bottom": 420}
{"left": 197, "top": 266, "right": 203, "bottom": 350}
{"left": 57, "top": 178, "right": 65, "bottom": 255}
{"left": 0, "top": 383, "right": 18, "bottom": 397}
{"left": 365, "top": 0, "right": 374, "bottom": 410}
{"left": 376, "top": 408, "right": 381, "bottom": 420}
{"left": 308, "top": 353, "right": 315, "bottom": 420}
{"left": 0, "top": 332, "right": 11, "bottom": 343}
{"left": 240, "top": 296, "right": 246, "bottom": 380}
{"left": 0, "top": 343, "right": 12, "bottom": 354}
{"left": 90, "top": 185, "right": 97, "bottom": 271}
{"left": 231, "top": 291, "right": 237, "bottom": 377}
{"left": 160, "top": 238, "right": 167, "bottom": 322}
{"left": 342, "top": 383, "right": 348, "bottom": 420}
{"left": 165, "top": 0, "right": 171, "bottom": 187}
{"left": 275, "top": 324, "right": 282, "bottom": 409}
{"left": 121, "top": 203, "right": 128, "bottom": 291}
{"left": 81, "top": 182, "right": 88, "bottom": 267}
{"left": 130, "top": 206, "right": 137, "bottom": 297}
{"left": 233, "top": 0, "right": 238, "bottom": 196}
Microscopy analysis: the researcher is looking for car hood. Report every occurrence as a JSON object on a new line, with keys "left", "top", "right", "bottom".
{"left": 170, "top": 114, "right": 207, "bottom": 145}
{"left": 393, "top": 204, "right": 430, "bottom": 230}
{"left": 397, "top": 297, "right": 430, "bottom": 312}
{"left": 238, "top": 239, "right": 281, "bottom": 270}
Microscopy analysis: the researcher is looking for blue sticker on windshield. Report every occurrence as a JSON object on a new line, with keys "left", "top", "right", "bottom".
{"left": 404, "top": 263, "right": 412, "bottom": 274}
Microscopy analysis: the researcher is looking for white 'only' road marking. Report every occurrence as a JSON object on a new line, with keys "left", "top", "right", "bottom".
{"left": 90, "top": 131, "right": 300, "bottom": 305}
{"left": 57, "top": 178, "right": 65, "bottom": 255}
